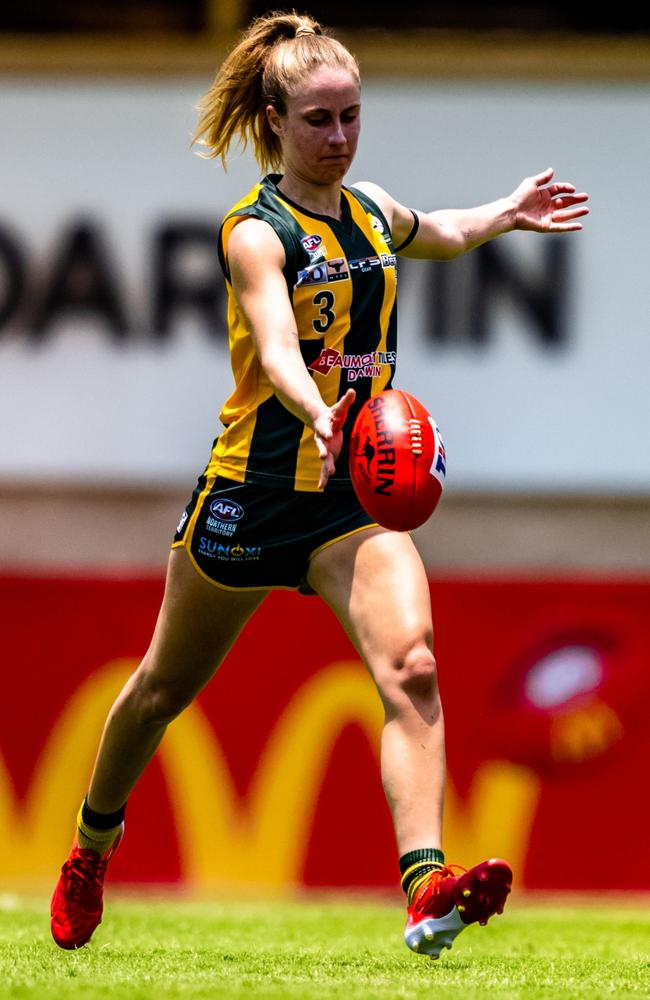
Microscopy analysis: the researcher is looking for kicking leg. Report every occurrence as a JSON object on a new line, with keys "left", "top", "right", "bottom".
{"left": 307, "top": 527, "right": 444, "bottom": 853}
{"left": 307, "top": 527, "right": 511, "bottom": 959}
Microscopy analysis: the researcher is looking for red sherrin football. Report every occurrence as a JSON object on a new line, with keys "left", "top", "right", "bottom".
{"left": 349, "top": 389, "right": 446, "bottom": 531}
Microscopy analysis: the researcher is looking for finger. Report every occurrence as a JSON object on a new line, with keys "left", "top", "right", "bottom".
{"left": 314, "top": 416, "right": 333, "bottom": 442}
{"left": 332, "top": 388, "right": 356, "bottom": 414}
{"left": 318, "top": 453, "right": 335, "bottom": 489}
{"left": 548, "top": 221, "right": 584, "bottom": 232}
{"left": 550, "top": 183, "right": 576, "bottom": 195}
{"left": 314, "top": 433, "right": 329, "bottom": 459}
{"left": 552, "top": 206, "right": 590, "bottom": 221}
{"left": 534, "top": 166, "right": 554, "bottom": 185}
{"left": 318, "top": 451, "right": 334, "bottom": 488}
{"left": 331, "top": 389, "right": 357, "bottom": 429}
{"left": 552, "top": 193, "right": 589, "bottom": 207}
{"left": 318, "top": 463, "right": 328, "bottom": 490}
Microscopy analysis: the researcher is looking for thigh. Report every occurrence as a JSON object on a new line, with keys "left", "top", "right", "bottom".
{"left": 306, "top": 527, "right": 434, "bottom": 676}
{"left": 140, "top": 545, "right": 268, "bottom": 701}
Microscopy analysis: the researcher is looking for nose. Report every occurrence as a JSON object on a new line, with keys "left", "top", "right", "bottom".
{"left": 328, "top": 118, "right": 346, "bottom": 145}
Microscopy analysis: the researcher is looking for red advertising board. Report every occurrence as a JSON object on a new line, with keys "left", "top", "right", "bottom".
{"left": 2, "top": 573, "right": 649, "bottom": 891}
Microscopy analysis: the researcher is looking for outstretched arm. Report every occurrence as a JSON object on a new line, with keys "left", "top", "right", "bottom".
{"left": 354, "top": 167, "right": 589, "bottom": 261}
{"left": 227, "top": 218, "right": 356, "bottom": 489}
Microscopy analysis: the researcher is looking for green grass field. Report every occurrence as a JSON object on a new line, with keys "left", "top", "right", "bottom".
{"left": 1, "top": 893, "right": 649, "bottom": 999}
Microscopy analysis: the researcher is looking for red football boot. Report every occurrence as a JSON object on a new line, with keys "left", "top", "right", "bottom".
{"left": 50, "top": 826, "right": 123, "bottom": 950}
{"left": 404, "top": 857, "right": 513, "bottom": 959}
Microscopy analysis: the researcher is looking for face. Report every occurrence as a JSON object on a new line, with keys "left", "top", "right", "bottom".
{"left": 267, "top": 66, "right": 361, "bottom": 185}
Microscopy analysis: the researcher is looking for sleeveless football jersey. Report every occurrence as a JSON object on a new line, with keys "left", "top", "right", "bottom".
{"left": 206, "top": 174, "right": 398, "bottom": 491}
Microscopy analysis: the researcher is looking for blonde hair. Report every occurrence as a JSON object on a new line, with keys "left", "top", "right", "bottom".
{"left": 193, "top": 10, "right": 359, "bottom": 172}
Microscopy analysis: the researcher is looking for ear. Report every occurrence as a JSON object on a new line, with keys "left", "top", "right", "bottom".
{"left": 266, "top": 104, "right": 284, "bottom": 138}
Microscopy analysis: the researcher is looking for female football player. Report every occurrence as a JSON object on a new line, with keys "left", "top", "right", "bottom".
{"left": 51, "top": 11, "right": 588, "bottom": 959}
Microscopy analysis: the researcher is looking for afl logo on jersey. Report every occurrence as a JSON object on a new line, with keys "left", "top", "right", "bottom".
{"left": 209, "top": 498, "right": 244, "bottom": 522}
{"left": 301, "top": 234, "right": 322, "bottom": 254}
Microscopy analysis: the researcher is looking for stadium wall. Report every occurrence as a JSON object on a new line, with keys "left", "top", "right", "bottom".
{"left": 3, "top": 573, "right": 650, "bottom": 892}
{"left": 0, "top": 78, "right": 648, "bottom": 492}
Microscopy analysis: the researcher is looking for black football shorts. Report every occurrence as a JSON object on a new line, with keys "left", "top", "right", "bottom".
{"left": 172, "top": 473, "right": 378, "bottom": 592}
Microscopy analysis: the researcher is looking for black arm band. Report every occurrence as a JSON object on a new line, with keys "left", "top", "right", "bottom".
{"left": 393, "top": 209, "right": 420, "bottom": 253}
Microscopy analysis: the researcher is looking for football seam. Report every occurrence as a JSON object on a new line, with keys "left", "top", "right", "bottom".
{"left": 398, "top": 390, "right": 420, "bottom": 532}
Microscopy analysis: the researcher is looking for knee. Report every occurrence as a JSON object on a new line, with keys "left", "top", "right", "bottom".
{"left": 383, "top": 642, "right": 440, "bottom": 709}
{"left": 127, "top": 670, "right": 194, "bottom": 726}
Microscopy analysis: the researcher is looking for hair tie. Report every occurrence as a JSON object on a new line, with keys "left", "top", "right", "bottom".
{"left": 295, "top": 26, "right": 316, "bottom": 37}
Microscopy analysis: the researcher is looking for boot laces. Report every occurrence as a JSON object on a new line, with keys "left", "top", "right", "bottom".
{"left": 417, "top": 863, "right": 468, "bottom": 904}
{"left": 63, "top": 852, "right": 106, "bottom": 899}
{"left": 435, "top": 863, "right": 467, "bottom": 884}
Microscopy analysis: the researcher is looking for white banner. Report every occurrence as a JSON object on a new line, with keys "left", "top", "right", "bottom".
{"left": 0, "top": 78, "right": 648, "bottom": 491}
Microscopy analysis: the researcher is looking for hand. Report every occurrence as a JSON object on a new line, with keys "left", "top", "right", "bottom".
{"left": 313, "top": 389, "right": 356, "bottom": 489}
{"left": 510, "top": 167, "right": 589, "bottom": 233}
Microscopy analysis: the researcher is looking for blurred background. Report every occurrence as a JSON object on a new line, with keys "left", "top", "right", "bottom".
{"left": 1, "top": 3, "right": 649, "bottom": 894}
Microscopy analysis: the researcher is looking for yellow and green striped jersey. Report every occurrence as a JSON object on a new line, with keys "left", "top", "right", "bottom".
{"left": 207, "top": 174, "right": 398, "bottom": 492}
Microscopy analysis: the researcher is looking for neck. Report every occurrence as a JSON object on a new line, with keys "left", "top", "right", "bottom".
{"left": 275, "top": 171, "right": 344, "bottom": 220}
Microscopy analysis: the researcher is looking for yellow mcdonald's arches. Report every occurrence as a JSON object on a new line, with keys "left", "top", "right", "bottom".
{"left": 0, "top": 659, "right": 540, "bottom": 888}
{"left": 0, "top": 659, "right": 137, "bottom": 885}
{"left": 162, "top": 661, "right": 384, "bottom": 888}
{"left": 443, "top": 762, "right": 540, "bottom": 874}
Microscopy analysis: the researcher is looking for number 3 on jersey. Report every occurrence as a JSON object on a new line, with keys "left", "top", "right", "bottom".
{"left": 312, "top": 290, "right": 336, "bottom": 333}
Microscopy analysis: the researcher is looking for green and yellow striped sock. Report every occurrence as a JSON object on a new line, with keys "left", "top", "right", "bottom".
{"left": 76, "top": 796, "right": 125, "bottom": 855}
{"left": 400, "top": 848, "right": 445, "bottom": 904}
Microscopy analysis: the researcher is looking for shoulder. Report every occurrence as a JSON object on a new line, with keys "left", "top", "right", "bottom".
{"left": 227, "top": 217, "right": 285, "bottom": 256}
{"left": 349, "top": 181, "right": 396, "bottom": 227}
{"left": 219, "top": 177, "right": 303, "bottom": 280}
{"left": 224, "top": 177, "right": 306, "bottom": 263}
{"left": 350, "top": 181, "right": 421, "bottom": 254}
{"left": 226, "top": 217, "right": 286, "bottom": 278}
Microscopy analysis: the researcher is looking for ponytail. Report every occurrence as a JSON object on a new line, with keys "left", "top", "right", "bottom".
{"left": 193, "top": 11, "right": 359, "bottom": 172}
